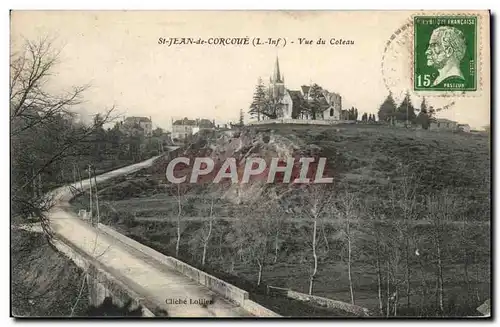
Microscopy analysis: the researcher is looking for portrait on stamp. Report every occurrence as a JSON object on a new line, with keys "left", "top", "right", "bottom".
{"left": 414, "top": 16, "right": 477, "bottom": 91}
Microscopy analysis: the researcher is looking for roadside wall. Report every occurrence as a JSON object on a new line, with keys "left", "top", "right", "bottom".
{"left": 52, "top": 234, "right": 156, "bottom": 317}
{"left": 98, "top": 223, "right": 280, "bottom": 317}
{"left": 267, "top": 286, "right": 371, "bottom": 317}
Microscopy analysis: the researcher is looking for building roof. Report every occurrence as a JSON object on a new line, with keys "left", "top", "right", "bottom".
{"left": 173, "top": 117, "right": 197, "bottom": 126}
{"left": 287, "top": 90, "right": 305, "bottom": 118}
{"left": 301, "top": 85, "right": 310, "bottom": 95}
{"left": 198, "top": 119, "right": 215, "bottom": 128}
{"left": 288, "top": 90, "right": 304, "bottom": 104}
{"left": 173, "top": 117, "right": 215, "bottom": 127}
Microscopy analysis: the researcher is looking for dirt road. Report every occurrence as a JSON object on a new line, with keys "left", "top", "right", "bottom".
{"left": 48, "top": 155, "right": 253, "bottom": 317}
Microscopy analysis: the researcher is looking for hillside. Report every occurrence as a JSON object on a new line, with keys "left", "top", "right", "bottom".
{"left": 72, "top": 123, "right": 491, "bottom": 317}
{"left": 11, "top": 230, "right": 90, "bottom": 317}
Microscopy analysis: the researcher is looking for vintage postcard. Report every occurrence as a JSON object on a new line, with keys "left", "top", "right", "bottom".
{"left": 10, "top": 10, "right": 491, "bottom": 318}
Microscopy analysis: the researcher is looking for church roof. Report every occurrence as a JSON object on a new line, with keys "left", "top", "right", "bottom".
{"left": 301, "top": 85, "right": 310, "bottom": 95}
{"left": 287, "top": 89, "right": 306, "bottom": 117}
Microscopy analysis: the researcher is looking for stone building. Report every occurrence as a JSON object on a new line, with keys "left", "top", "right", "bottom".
{"left": 265, "top": 57, "right": 343, "bottom": 120}
{"left": 172, "top": 118, "right": 215, "bottom": 140}
{"left": 429, "top": 118, "right": 459, "bottom": 131}
{"left": 121, "top": 116, "right": 153, "bottom": 137}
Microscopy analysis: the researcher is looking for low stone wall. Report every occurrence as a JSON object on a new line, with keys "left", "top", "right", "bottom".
{"left": 98, "top": 223, "right": 173, "bottom": 267}
{"left": 248, "top": 119, "right": 356, "bottom": 126}
{"left": 98, "top": 223, "right": 280, "bottom": 316}
{"left": 241, "top": 299, "right": 281, "bottom": 317}
{"left": 51, "top": 234, "right": 157, "bottom": 317}
{"left": 163, "top": 256, "right": 249, "bottom": 305}
{"left": 287, "top": 290, "right": 371, "bottom": 317}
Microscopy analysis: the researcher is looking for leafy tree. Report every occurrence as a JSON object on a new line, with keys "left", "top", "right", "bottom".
{"left": 362, "top": 113, "right": 368, "bottom": 122}
{"left": 152, "top": 127, "right": 164, "bottom": 137}
{"left": 239, "top": 108, "right": 244, "bottom": 126}
{"left": 304, "top": 84, "right": 326, "bottom": 120}
{"left": 396, "top": 91, "right": 416, "bottom": 124}
{"left": 261, "top": 92, "right": 283, "bottom": 120}
{"left": 249, "top": 78, "right": 266, "bottom": 121}
{"left": 416, "top": 97, "right": 431, "bottom": 129}
{"left": 378, "top": 93, "right": 397, "bottom": 123}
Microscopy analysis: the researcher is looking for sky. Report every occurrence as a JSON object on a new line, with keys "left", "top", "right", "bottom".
{"left": 10, "top": 10, "right": 491, "bottom": 130}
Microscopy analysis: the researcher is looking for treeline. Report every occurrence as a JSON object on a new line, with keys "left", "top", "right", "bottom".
{"left": 377, "top": 92, "right": 435, "bottom": 129}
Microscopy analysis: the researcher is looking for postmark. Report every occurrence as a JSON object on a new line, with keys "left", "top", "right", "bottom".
{"left": 413, "top": 16, "right": 477, "bottom": 92}
{"left": 380, "top": 17, "right": 456, "bottom": 115}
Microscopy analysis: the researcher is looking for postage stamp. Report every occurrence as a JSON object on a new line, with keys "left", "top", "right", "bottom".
{"left": 413, "top": 16, "right": 477, "bottom": 92}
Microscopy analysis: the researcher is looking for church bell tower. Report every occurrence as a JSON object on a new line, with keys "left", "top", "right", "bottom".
{"left": 269, "top": 56, "right": 285, "bottom": 99}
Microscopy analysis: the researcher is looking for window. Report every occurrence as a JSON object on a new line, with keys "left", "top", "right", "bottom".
{"left": 330, "top": 108, "right": 334, "bottom": 116}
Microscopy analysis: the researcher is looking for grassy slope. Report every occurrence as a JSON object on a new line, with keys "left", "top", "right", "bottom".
{"left": 72, "top": 123, "right": 491, "bottom": 316}
{"left": 11, "top": 230, "right": 89, "bottom": 317}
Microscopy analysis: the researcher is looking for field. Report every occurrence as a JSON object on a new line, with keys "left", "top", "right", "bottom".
{"left": 71, "top": 123, "right": 491, "bottom": 317}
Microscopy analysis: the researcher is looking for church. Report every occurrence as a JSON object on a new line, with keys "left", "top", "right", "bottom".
{"left": 266, "top": 57, "right": 343, "bottom": 120}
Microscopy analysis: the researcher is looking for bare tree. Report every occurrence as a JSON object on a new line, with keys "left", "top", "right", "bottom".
{"left": 293, "top": 185, "right": 333, "bottom": 295}
{"left": 10, "top": 36, "right": 115, "bottom": 235}
{"left": 426, "top": 191, "right": 456, "bottom": 315}
{"left": 201, "top": 197, "right": 215, "bottom": 266}
{"left": 364, "top": 199, "right": 387, "bottom": 316}
{"left": 265, "top": 191, "right": 287, "bottom": 265}
{"left": 395, "top": 168, "right": 419, "bottom": 310}
{"left": 228, "top": 202, "right": 271, "bottom": 286}
{"left": 336, "top": 190, "right": 358, "bottom": 305}
{"left": 174, "top": 183, "right": 185, "bottom": 257}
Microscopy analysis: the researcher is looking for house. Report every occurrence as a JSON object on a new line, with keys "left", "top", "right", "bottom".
{"left": 172, "top": 118, "right": 215, "bottom": 140}
{"left": 261, "top": 57, "right": 343, "bottom": 121}
{"left": 121, "top": 116, "right": 153, "bottom": 136}
{"left": 429, "top": 118, "right": 458, "bottom": 131}
{"left": 172, "top": 118, "right": 196, "bottom": 140}
{"left": 458, "top": 124, "right": 471, "bottom": 133}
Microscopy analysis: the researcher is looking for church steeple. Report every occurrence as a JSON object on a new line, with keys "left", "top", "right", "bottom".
{"left": 272, "top": 56, "right": 283, "bottom": 83}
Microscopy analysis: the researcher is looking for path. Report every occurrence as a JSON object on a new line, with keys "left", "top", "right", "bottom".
{"left": 48, "top": 154, "right": 253, "bottom": 317}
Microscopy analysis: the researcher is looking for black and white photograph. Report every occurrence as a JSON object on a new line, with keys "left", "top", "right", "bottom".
{"left": 9, "top": 9, "right": 492, "bottom": 318}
